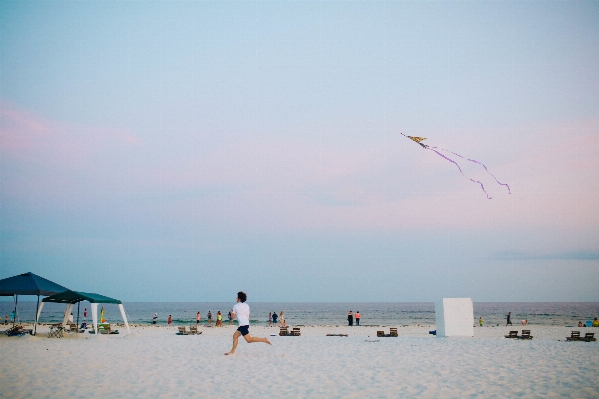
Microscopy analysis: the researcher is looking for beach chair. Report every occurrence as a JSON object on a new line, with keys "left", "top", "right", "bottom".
{"left": 377, "top": 330, "right": 384, "bottom": 337}
{"left": 6, "top": 325, "right": 30, "bottom": 337}
{"left": 566, "top": 331, "right": 581, "bottom": 341}
{"left": 290, "top": 327, "right": 301, "bottom": 336}
{"left": 189, "top": 326, "right": 198, "bottom": 335}
{"left": 48, "top": 325, "right": 64, "bottom": 338}
{"left": 517, "top": 330, "right": 533, "bottom": 339}
{"left": 69, "top": 323, "right": 79, "bottom": 333}
{"left": 504, "top": 331, "right": 518, "bottom": 338}
{"left": 177, "top": 326, "right": 189, "bottom": 335}
{"left": 326, "top": 333, "right": 348, "bottom": 337}
{"left": 5, "top": 325, "right": 21, "bottom": 336}
{"left": 389, "top": 328, "right": 398, "bottom": 337}
{"left": 279, "top": 326, "right": 289, "bottom": 336}
{"left": 583, "top": 333, "right": 596, "bottom": 342}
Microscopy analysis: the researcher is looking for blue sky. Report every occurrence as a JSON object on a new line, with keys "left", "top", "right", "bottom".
{"left": 1, "top": 1, "right": 598, "bottom": 302}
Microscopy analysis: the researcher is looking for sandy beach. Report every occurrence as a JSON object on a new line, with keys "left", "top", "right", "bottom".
{"left": 2, "top": 324, "right": 598, "bottom": 398}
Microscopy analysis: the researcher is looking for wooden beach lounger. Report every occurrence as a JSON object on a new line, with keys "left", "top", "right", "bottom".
{"left": 326, "top": 334, "right": 348, "bottom": 337}
{"left": 177, "top": 326, "right": 189, "bottom": 335}
{"left": 280, "top": 326, "right": 300, "bottom": 336}
{"left": 566, "top": 331, "right": 581, "bottom": 341}
{"left": 504, "top": 331, "right": 518, "bottom": 338}
{"left": 99, "top": 324, "right": 119, "bottom": 334}
{"left": 582, "top": 333, "right": 596, "bottom": 342}
{"left": 189, "top": 326, "right": 202, "bottom": 335}
{"left": 377, "top": 328, "right": 398, "bottom": 338}
{"left": 517, "top": 330, "right": 533, "bottom": 339}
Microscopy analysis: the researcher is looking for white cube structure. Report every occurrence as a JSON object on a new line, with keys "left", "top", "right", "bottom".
{"left": 435, "top": 298, "right": 474, "bottom": 337}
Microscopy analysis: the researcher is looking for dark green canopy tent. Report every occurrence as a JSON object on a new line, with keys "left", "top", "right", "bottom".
{"left": 0, "top": 272, "right": 70, "bottom": 334}
{"left": 42, "top": 291, "right": 122, "bottom": 304}
{"left": 0, "top": 272, "right": 69, "bottom": 296}
{"left": 39, "top": 290, "right": 130, "bottom": 335}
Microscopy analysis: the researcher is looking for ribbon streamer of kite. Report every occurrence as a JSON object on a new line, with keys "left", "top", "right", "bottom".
{"left": 401, "top": 133, "right": 511, "bottom": 199}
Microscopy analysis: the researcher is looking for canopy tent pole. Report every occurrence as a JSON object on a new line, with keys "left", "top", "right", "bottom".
{"left": 13, "top": 294, "right": 18, "bottom": 326}
{"left": 118, "top": 304, "right": 131, "bottom": 335}
{"left": 62, "top": 303, "right": 74, "bottom": 327}
{"left": 35, "top": 302, "right": 45, "bottom": 329}
{"left": 76, "top": 302, "right": 80, "bottom": 328}
{"left": 33, "top": 295, "right": 40, "bottom": 336}
{"left": 91, "top": 303, "right": 98, "bottom": 335}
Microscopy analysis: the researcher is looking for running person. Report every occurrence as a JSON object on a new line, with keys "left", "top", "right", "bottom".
{"left": 225, "top": 291, "right": 271, "bottom": 355}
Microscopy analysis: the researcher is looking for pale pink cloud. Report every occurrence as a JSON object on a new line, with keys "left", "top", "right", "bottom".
{"left": 0, "top": 99, "right": 143, "bottom": 160}
{"left": 157, "top": 121, "right": 599, "bottom": 237}
{"left": 1, "top": 100, "right": 145, "bottom": 204}
{"left": 3, "top": 99, "right": 598, "bottom": 240}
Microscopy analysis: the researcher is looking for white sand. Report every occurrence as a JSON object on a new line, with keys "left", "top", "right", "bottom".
{"left": 1, "top": 324, "right": 598, "bottom": 398}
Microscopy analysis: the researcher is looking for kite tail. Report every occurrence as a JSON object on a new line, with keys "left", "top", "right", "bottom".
{"left": 428, "top": 148, "right": 492, "bottom": 199}
{"left": 433, "top": 147, "right": 511, "bottom": 194}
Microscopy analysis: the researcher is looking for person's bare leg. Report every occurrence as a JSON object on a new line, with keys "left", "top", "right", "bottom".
{"left": 243, "top": 333, "right": 271, "bottom": 345}
{"left": 225, "top": 330, "right": 242, "bottom": 355}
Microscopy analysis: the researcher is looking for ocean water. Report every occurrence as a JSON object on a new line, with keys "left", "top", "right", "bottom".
{"left": 1, "top": 301, "right": 597, "bottom": 327}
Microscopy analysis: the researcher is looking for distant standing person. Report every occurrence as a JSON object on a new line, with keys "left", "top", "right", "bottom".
{"left": 506, "top": 312, "right": 512, "bottom": 326}
{"left": 348, "top": 310, "right": 353, "bottom": 326}
{"left": 479, "top": 317, "right": 483, "bottom": 327}
{"left": 355, "top": 311, "right": 361, "bottom": 326}
{"left": 279, "top": 311, "right": 286, "bottom": 327}
{"left": 216, "top": 311, "right": 223, "bottom": 327}
{"left": 272, "top": 311, "right": 278, "bottom": 325}
{"left": 593, "top": 318, "right": 599, "bottom": 327}
{"left": 268, "top": 312, "right": 273, "bottom": 327}
{"left": 153, "top": 313, "right": 158, "bottom": 325}
{"left": 4, "top": 315, "right": 7, "bottom": 325}
{"left": 207, "top": 311, "right": 213, "bottom": 325}
{"left": 196, "top": 311, "right": 201, "bottom": 326}
{"left": 228, "top": 310, "right": 233, "bottom": 325}
{"left": 167, "top": 315, "right": 172, "bottom": 325}
{"left": 224, "top": 291, "right": 271, "bottom": 355}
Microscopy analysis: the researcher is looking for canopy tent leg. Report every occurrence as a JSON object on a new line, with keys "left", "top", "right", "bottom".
{"left": 35, "top": 302, "right": 45, "bottom": 331}
{"left": 118, "top": 304, "right": 131, "bottom": 335}
{"left": 76, "top": 302, "right": 80, "bottom": 328}
{"left": 33, "top": 295, "right": 40, "bottom": 336}
{"left": 13, "top": 294, "right": 18, "bottom": 326}
{"left": 91, "top": 303, "right": 98, "bottom": 335}
{"left": 62, "top": 303, "right": 74, "bottom": 327}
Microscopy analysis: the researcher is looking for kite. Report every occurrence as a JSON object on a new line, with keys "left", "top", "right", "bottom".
{"left": 401, "top": 133, "right": 511, "bottom": 199}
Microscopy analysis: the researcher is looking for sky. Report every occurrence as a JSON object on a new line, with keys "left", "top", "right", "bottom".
{"left": 1, "top": 1, "right": 598, "bottom": 302}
